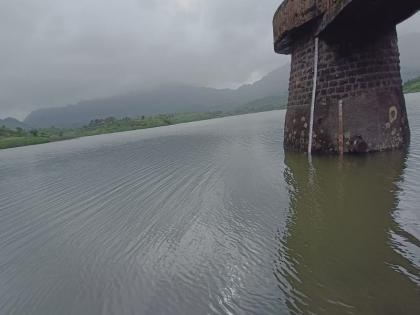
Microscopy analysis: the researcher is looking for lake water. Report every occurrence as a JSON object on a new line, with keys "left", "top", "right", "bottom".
{"left": 1, "top": 94, "right": 420, "bottom": 315}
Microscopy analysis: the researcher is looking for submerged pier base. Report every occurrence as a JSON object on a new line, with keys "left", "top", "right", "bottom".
{"left": 273, "top": 0, "right": 419, "bottom": 154}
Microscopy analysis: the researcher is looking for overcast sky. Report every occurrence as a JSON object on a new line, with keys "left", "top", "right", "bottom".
{"left": 0, "top": 0, "right": 419, "bottom": 119}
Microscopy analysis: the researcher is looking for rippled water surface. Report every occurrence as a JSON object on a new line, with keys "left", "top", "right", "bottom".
{"left": 1, "top": 94, "right": 420, "bottom": 315}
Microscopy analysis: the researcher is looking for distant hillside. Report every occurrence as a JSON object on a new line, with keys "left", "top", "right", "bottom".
{"left": 21, "top": 33, "right": 420, "bottom": 129}
{"left": 404, "top": 77, "right": 420, "bottom": 94}
{"left": 232, "top": 95, "right": 287, "bottom": 114}
{"left": 24, "top": 64, "right": 290, "bottom": 128}
{"left": 0, "top": 117, "right": 27, "bottom": 130}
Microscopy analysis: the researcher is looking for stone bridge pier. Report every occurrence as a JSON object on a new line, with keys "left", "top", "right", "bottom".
{"left": 273, "top": 0, "right": 420, "bottom": 153}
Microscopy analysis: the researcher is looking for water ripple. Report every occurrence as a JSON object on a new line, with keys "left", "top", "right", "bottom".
{"left": 0, "top": 99, "right": 420, "bottom": 314}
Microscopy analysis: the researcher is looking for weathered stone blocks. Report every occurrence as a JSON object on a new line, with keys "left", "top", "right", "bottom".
{"left": 273, "top": 0, "right": 419, "bottom": 153}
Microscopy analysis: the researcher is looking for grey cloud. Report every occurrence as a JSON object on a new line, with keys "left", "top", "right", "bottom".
{"left": 0, "top": 0, "right": 418, "bottom": 119}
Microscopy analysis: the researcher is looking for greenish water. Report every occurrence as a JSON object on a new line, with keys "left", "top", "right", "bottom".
{"left": 279, "top": 152, "right": 419, "bottom": 314}
{"left": 0, "top": 94, "right": 419, "bottom": 314}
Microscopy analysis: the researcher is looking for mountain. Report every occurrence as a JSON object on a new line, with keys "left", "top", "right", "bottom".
{"left": 0, "top": 117, "right": 27, "bottom": 130}
{"left": 234, "top": 65, "right": 290, "bottom": 102}
{"left": 22, "top": 33, "right": 420, "bottom": 129}
{"left": 232, "top": 95, "right": 287, "bottom": 114}
{"left": 24, "top": 64, "right": 290, "bottom": 128}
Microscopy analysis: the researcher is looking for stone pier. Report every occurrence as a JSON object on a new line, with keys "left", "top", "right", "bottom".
{"left": 273, "top": 0, "right": 420, "bottom": 153}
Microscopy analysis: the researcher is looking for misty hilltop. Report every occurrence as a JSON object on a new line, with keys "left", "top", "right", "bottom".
{"left": 24, "top": 64, "right": 290, "bottom": 128}
{"left": 20, "top": 33, "right": 420, "bottom": 129}
{"left": 0, "top": 118, "right": 28, "bottom": 130}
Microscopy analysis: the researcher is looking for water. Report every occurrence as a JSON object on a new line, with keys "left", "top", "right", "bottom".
{"left": 0, "top": 94, "right": 419, "bottom": 315}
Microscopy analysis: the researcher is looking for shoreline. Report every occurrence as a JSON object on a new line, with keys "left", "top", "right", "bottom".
{"left": 0, "top": 109, "right": 284, "bottom": 151}
{"left": 2, "top": 90, "right": 419, "bottom": 151}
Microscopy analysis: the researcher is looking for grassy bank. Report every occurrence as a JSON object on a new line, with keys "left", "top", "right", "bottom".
{"left": 0, "top": 101, "right": 286, "bottom": 150}
{"left": 404, "top": 77, "right": 420, "bottom": 94}
{"left": 0, "top": 136, "right": 50, "bottom": 150}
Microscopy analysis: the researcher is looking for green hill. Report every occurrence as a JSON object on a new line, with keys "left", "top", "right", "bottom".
{"left": 404, "top": 77, "right": 420, "bottom": 94}
{"left": 0, "top": 117, "right": 27, "bottom": 130}
{"left": 23, "top": 65, "right": 290, "bottom": 128}
{"left": 1, "top": 97, "right": 286, "bottom": 150}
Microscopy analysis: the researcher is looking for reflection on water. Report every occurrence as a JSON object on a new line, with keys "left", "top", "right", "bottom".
{"left": 277, "top": 152, "right": 420, "bottom": 314}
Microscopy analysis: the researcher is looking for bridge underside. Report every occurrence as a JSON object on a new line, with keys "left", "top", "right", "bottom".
{"left": 274, "top": 0, "right": 420, "bottom": 54}
{"left": 274, "top": 0, "right": 419, "bottom": 153}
